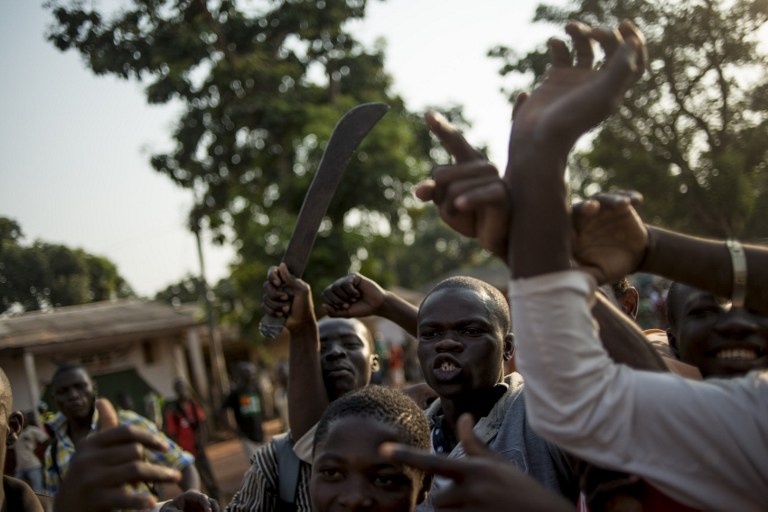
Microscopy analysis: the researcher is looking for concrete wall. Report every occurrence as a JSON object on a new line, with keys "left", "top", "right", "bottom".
{"left": 1, "top": 332, "right": 192, "bottom": 414}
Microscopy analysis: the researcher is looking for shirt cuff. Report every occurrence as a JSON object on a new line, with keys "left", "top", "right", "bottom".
{"left": 508, "top": 269, "right": 596, "bottom": 301}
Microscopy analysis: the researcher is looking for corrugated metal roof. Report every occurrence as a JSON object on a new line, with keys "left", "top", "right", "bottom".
{"left": 0, "top": 299, "right": 201, "bottom": 350}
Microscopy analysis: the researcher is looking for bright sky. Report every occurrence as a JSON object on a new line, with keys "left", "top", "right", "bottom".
{"left": 0, "top": 0, "right": 564, "bottom": 297}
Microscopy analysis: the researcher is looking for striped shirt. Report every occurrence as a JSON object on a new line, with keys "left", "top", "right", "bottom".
{"left": 44, "top": 408, "right": 195, "bottom": 495}
{"left": 225, "top": 437, "right": 313, "bottom": 512}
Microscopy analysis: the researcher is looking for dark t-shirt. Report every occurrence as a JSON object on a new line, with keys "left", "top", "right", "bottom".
{"left": 2, "top": 475, "right": 43, "bottom": 512}
{"left": 224, "top": 389, "right": 264, "bottom": 443}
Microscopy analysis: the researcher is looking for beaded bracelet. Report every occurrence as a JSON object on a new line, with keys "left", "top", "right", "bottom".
{"left": 726, "top": 239, "right": 747, "bottom": 309}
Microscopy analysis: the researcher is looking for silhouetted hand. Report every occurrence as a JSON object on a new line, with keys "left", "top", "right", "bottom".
{"left": 321, "top": 273, "right": 386, "bottom": 318}
{"left": 571, "top": 191, "right": 648, "bottom": 283}
{"left": 53, "top": 426, "right": 181, "bottom": 512}
{"left": 160, "top": 490, "right": 221, "bottom": 512}
{"left": 415, "top": 111, "right": 511, "bottom": 259}
{"left": 262, "top": 263, "right": 315, "bottom": 333}
{"left": 381, "top": 413, "right": 573, "bottom": 511}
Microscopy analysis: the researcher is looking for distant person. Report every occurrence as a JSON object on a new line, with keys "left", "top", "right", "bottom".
{"left": 164, "top": 378, "right": 220, "bottom": 501}
{"left": 144, "top": 389, "right": 165, "bottom": 430}
{"left": 115, "top": 391, "right": 136, "bottom": 412}
{"left": 222, "top": 361, "right": 265, "bottom": 460}
{"left": 14, "top": 411, "right": 49, "bottom": 494}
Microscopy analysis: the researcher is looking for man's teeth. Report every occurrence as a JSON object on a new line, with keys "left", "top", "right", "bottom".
{"left": 440, "top": 361, "right": 456, "bottom": 371}
{"left": 716, "top": 348, "right": 758, "bottom": 360}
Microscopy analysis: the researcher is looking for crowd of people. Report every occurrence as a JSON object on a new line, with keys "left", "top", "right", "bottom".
{"left": 2, "top": 18, "right": 767, "bottom": 512}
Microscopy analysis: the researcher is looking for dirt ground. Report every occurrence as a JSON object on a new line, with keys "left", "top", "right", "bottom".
{"left": 159, "top": 418, "right": 284, "bottom": 508}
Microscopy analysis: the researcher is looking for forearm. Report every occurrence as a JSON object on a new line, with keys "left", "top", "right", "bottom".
{"left": 592, "top": 294, "right": 667, "bottom": 371}
{"left": 377, "top": 291, "right": 418, "bottom": 336}
{"left": 287, "top": 322, "right": 327, "bottom": 439}
{"left": 641, "top": 226, "right": 768, "bottom": 314}
{"left": 178, "top": 464, "right": 201, "bottom": 491}
{"left": 507, "top": 145, "right": 571, "bottom": 278}
{"left": 511, "top": 272, "right": 768, "bottom": 510}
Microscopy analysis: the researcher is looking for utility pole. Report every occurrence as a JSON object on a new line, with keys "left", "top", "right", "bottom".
{"left": 190, "top": 214, "right": 230, "bottom": 414}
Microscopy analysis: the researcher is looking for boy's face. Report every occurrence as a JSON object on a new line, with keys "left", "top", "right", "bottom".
{"left": 417, "top": 288, "right": 506, "bottom": 398}
{"left": 311, "top": 416, "right": 426, "bottom": 512}
{"left": 53, "top": 368, "right": 96, "bottom": 421}
{"left": 319, "top": 319, "right": 375, "bottom": 400}
{"left": 668, "top": 284, "right": 768, "bottom": 377}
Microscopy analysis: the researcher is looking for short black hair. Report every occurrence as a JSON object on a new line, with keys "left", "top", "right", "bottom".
{"left": 611, "top": 277, "right": 632, "bottom": 298}
{"left": 318, "top": 317, "right": 375, "bottom": 351}
{"left": 51, "top": 363, "right": 90, "bottom": 385}
{"left": 314, "top": 385, "right": 430, "bottom": 454}
{"left": 421, "top": 276, "right": 510, "bottom": 334}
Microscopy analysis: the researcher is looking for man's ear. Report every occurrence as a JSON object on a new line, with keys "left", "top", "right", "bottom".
{"left": 6, "top": 410, "right": 24, "bottom": 447}
{"left": 666, "top": 328, "right": 680, "bottom": 358}
{"left": 622, "top": 287, "right": 640, "bottom": 320}
{"left": 503, "top": 333, "right": 515, "bottom": 361}
{"left": 417, "top": 473, "right": 434, "bottom": 504}
{"left": 370, "top": 354, "right": 380, "bottom": 373}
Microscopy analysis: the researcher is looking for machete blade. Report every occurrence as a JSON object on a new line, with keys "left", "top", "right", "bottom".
{"left": 259, "top": 102, "right": 389, "bottom": 339}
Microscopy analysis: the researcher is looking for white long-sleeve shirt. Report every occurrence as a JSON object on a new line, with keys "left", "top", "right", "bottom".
{"left": 509, "top": 270, "right": 768, "bottom": 511}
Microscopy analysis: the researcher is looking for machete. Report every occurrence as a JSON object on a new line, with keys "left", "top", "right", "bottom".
{"left": 259, "top": 102, "right": 389, "bottom": 339}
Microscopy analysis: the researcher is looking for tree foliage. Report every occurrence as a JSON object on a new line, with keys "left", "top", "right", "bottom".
{"left": 0, "top": 217, "right": 135, "bottom": 314}
{"left": 491, "top": 0, "right": 768, "bottom": 239}
{"left": 46, "top": 0, "right": 489, "bottom": 336}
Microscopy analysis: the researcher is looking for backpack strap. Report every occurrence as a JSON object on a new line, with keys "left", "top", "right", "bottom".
{"left": 273, "top": 432, "right": 301, "bottom": 506}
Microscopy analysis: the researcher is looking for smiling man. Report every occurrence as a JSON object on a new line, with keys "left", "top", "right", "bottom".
{"left": 666, "top": 282, "right": 768, "bottom": 378}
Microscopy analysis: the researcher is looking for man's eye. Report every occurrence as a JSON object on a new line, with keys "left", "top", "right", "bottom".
{"left": 462, "top": 327, "right": 483, "bottom": 336}
{"left": 688, "top": 307, "right": 718, "bottom": 318}
{"left": 373, "top": 473, "right": 408, "bottom": 489}
{"left": 318, "top": 467, "right": 344, "bottom": 481}
{"left": 344, "top": 341, "right": 363, "bottom": 350}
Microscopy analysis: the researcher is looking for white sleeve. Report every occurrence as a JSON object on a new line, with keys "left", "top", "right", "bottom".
{"left": 509, "top": 270, "right": 768, "bottom": 511}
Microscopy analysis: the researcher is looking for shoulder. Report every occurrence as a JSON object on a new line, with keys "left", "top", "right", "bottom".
{"left": 3, "top": 475, "right": 43, "bottom": 512}
{"left": 118, "top": 409, "right": 160, "bottom": 431}
{"left": 243, "top": 441, "right": 280, "bottom": 489}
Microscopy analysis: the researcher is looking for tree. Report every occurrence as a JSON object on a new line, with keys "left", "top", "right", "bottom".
{"left": 47, "top": 0, "right": 489, "bottom": 336}
{"left": 0, "top": 217, "right": 135, "bottom": 314}
{"left": 491, "top": 0, "right": 768, "bottom": 239}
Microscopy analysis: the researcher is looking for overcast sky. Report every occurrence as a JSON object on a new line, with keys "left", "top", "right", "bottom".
{"left": 0, "top": 0, "right": 564, "bottom": 297}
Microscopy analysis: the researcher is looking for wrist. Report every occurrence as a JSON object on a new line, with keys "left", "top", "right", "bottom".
{"left": 636, "top": 225, "right": 656, "bottom": 272}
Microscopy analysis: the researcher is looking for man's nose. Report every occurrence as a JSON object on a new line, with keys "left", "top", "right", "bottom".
{"left": 716, "top": 308, "right": 758, "bottom": 338}
{"left": 337, "top": 479, "right": 375, "bottom": 510}
{"left": 434, "top": 336, "right": 463, "bottom": 352}
{"left": 324, "top": 342, "right": 346, "bottom": 359}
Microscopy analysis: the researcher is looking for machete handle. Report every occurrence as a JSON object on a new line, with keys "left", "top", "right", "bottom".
{"left": 259, "top": 314, "right": 286, "bottom": 339}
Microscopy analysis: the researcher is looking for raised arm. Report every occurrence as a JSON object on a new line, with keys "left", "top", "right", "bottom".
{"left": 506, "top": 20, "right": 646, "bottom": 278}
{"left": 321, "top": 273, "right": 419, "bottom": 336}
{"left": 571, "top": 191, "right": 768, "bottom": 314}
{"left": 503, "top": 22, "right": 768, "bottom": 510}
{"left": 262, "top": 263, "right": 325, "bottom": 439}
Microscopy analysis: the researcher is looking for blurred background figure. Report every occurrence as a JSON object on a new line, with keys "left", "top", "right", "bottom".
{"left": 164, "top": 378, "right": 220, "bottom": 502}
{"left": 222, "top": 361, "right": 265, "bottom": 461}
{"left": 143, "top": 389, "right": 165, "bottom": 430}
{"left": 14, "top": 411, "right": 49, "bottom": 494}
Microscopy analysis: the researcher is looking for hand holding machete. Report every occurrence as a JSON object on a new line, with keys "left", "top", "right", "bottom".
{"left": 259, "top": 102, "right": 389, "bottom": 339}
